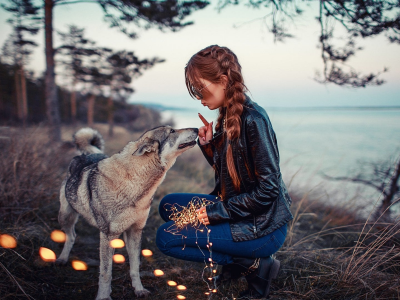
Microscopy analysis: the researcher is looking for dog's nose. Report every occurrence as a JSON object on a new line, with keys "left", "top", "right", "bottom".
{"left": 193, "top": 128, "right": 199, "bottom": 135}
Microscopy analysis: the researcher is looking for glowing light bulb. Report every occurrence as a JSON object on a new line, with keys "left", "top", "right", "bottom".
{"left": 50, "top": 230, "right": 66, "bottom": 243}
{"left": 72, "top": 260, "right": 88, "bottom": 271}
{"left": 205, "top": 292, "right": 210, "bottom": 295}
{"left": 212, "top": 289, "right": 217, "bottom": 293}
{"left": 109, "top": 239, "right": 125, "bottom": 248}
{"left": 213, "top": 270, "right": 217, "bottom": 273}
{"left": 177, "top": 296, "right": 186, "bottom": 299}
{"left": 39, "top": 247, "right": 56, "bottom": 262}
{"left": 154, "top": 269, "right": 164, "bottom": 276}
{"left": 208, "top": 277, "right": 212, "bottom": 281}
{"left": 177, "top": 285, "right": 186, "bottom": 290}
{"left": 113, "top": 254, "right": 125, "bottom": 263}
{"left": 141, "top": 249, "right": 153, "bottom": 257}
{"left": 167, "top": 281, "right": 177, "bottom": 286}
{"left": 0, "top": 234, "right": 17, "bottom": 248}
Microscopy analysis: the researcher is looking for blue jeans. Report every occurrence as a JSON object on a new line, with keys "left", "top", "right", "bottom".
{"left": 156, "top": 193, "right": 287, "bottom": 265}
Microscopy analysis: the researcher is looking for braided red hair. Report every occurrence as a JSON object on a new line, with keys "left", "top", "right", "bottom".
{"left": 185, "top": 45, "right": 248, "bottom": 191}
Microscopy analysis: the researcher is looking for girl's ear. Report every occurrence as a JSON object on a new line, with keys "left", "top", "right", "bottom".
{"left": 220, "top": 75, "right": 229, "bottom": 88}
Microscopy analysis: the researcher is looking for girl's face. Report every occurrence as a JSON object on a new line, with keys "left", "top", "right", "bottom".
{"left": 197, "top": 78, "right": 227, "bottom": 110}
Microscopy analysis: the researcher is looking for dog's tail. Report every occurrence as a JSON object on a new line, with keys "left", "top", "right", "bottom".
{"left": 73, "top": 128, "right": 105, "bottom": 155}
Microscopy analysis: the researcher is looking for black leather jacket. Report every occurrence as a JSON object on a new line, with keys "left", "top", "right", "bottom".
{"left": 199, "top": 96, "right": 293, "bottom": 242}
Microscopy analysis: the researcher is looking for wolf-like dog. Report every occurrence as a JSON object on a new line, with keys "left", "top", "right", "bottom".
{"left": 57, "top": 126, "right": 198, "bottom": 300}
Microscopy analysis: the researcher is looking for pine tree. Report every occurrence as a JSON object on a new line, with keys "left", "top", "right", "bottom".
{"left": 104, "top": 50, "right": 164, "bottom": 136}
{"left": 1, "top": 0, "right": 40, "bottom": 126}
{"left": 57, "top": 25, "right": 99, "bottom": 126}
{"left": 43, "top": 0, "right": 209, "bottom": 141}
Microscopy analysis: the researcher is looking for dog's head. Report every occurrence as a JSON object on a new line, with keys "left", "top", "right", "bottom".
{"left": 132, "top": 126, "right": 198, "bottom": 167}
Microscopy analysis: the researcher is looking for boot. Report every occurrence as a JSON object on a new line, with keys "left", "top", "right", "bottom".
{"left": 232, "top": 256, "right": 280, "bottom": 299}
{"left": 213, "top": 263, "right": 243, "bottom": 287}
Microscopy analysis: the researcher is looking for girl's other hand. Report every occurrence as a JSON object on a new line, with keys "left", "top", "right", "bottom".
{"left": 196, "top": 206, "right": 209, "bottom": 226}
{"left": 198, "top": 113, "right": 213, "bottom": 145}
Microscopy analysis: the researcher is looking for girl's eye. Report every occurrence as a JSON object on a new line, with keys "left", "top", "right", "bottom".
{"left": 170, "top": 129, "right": 175, "bottom": 133}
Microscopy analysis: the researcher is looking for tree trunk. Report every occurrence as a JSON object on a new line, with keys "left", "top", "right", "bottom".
{"left": 14, "top": 68, "right": 22, "bottom": 121}
{"left": 71, "top": 89, "right": 77, "bottom": 126}
{"left": 107, "top": 96, "right": 114, "bottom": 137}
{"left": 87, "top": 94, "right": 95, "bottom": 127}
{"left": 20, "top": 66, "right": 28, "bottom": 127}
{"left": 45, "top": 0, "right": 61, "bottom": 141}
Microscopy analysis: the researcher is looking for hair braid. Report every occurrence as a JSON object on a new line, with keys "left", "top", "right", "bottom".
{"left": 185, "top": 45, "right": 248, "bottom": 192}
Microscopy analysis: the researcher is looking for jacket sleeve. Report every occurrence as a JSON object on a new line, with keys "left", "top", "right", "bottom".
{"left": 206, "top": 116, "right": 280, "bottom": 224}
{"left": 197, "top": 139, "right": 214, "bottom": 167}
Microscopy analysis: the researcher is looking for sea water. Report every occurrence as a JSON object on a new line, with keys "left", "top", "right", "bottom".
{"left": 162, "top": 107, "right": 400, "bottom": 213}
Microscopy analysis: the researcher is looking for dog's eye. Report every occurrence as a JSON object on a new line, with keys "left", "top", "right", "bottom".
{"left": 170, "top": 129, "right": 175, "bottom": 133}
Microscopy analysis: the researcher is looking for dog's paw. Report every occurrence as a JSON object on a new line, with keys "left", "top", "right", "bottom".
{"left": 55, "top": 258, "right": 68, "bottom": 265}
{"left": 135, "top": 289, "right": 150, "bottom": 298}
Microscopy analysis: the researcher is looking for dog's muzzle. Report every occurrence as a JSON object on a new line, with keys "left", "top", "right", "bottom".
{"left": 178, "top": 140, "right": 196, "bottom": 149}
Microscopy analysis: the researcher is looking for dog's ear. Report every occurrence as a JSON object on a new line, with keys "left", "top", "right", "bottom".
{"left": 132, "top": 138, "right": 159, "bottom": 156}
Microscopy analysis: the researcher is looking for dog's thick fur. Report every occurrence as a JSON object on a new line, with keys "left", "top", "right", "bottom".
{"left": 57, "top": 126, "right": 198, "bottom": 300}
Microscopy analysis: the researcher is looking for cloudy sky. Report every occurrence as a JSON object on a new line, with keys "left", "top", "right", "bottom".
{"left": 1, "top": 1, "right": 399, "bottom": 109}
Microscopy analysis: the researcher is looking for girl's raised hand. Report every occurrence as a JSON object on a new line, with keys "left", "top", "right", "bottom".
{"left": 198, "top": 113, "right": 213, "bottom": 145}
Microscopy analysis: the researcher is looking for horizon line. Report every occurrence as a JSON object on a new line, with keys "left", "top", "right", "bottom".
{"left": 133, "top": 102, "right": 400, "bottom": 111}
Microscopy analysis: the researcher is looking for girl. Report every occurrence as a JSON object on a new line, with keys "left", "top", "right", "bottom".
{"left": 156, "top": 45, "right": 293, "bottom": 299}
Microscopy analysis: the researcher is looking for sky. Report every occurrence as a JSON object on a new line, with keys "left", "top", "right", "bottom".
{"left": 0, "top": 1, "right": 399, "bottom": 109}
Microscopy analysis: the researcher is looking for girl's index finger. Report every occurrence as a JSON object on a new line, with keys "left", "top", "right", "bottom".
{"left": 198, "top": 113, "right": 209, "bottom": 126}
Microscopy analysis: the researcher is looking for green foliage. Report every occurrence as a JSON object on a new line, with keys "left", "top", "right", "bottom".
{"left": 218, "top": 0, "right": 399, "bottom": 87}
{"left": 1, "top": 0, "right": 40, "bottom": 67}
{"left": 96, "top": 0, "right": 210, "bottom": 38}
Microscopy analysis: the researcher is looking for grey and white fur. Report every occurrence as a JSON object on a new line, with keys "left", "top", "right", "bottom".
{"left": 57, "top": 126, "right": 198, "bottom": 300}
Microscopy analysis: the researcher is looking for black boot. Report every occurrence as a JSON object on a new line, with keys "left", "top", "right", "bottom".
{"left": 232, "top": 256, "right": 280, "bottom": 299}
{"left": 213, "top": 263, "right": 243, "bottom": 286}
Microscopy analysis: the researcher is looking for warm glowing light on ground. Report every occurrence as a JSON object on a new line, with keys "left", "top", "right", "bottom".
{"left": 113, "top": 254, "right": 125, "bottom": 263}
{"left": 167, "top": 281, "right": 177, "bottom": 286}
{"left": 177, "top": 296, "right": 186, "bottom": 299}
{"left": 177, "top": 285, "right": 186, "bottom": 290}
{"left": 0, "top": 234, "right": 17, "bottom": 248}
{"left": 39, "top": 247, "right": 56, "bottom": 262}
{"left": 51, "top": 230, "right": 66, "bottom": 243}
{"left": 109, "top": 239, "right": 125, "bottom": 248}
{"left": 141, "top": 249, "right": 153, "bottom": 257}
{"left": 154, "top": 269, "right": 164, "bottom": 276}
{"left": 72, "top": 260, "right": 88, "bottom": 271}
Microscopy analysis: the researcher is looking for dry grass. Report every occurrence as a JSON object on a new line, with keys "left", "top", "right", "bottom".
{"left": 0, "top": 125, "right": 399, "bottom": 300}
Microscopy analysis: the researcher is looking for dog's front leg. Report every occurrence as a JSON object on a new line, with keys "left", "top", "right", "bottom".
{"left": 96, "top": 232, "right": 116, "bottom": 300}
{"left": 124, "top": 225, "right": 150, "bottom": 298}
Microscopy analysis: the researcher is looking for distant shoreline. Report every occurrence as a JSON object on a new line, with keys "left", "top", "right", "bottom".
{"left": 134, "top": 102, "right": 400, "bottom": 112}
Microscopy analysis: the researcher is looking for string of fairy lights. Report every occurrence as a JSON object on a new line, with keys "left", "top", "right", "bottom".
{"left": 163, "top": 196, "right": 219, "bottom": 297}
{"left": 0, "top": 196, "right": 231, "bottom": 299}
